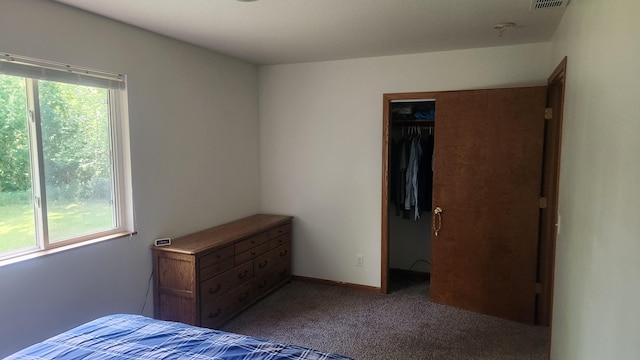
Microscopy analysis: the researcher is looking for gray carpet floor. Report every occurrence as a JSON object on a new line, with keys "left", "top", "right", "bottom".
{"left": 221, "top": 279, "right": 550, "bottom": 360}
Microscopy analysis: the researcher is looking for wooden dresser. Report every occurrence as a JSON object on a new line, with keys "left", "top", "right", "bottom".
{"left": 152, "top": 214, "right": 293, "bottom": 328}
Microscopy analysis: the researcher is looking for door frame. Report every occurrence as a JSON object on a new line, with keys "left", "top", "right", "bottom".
{"left": 536, "top": 56, "right": 567, "bottom": 326}
{"left": 381, "top": 91, "right": 440, "bottom": 294}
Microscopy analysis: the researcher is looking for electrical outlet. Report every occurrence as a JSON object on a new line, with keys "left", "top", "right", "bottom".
{"left": 356, "top": 255, "right": 363, "bottom": 267}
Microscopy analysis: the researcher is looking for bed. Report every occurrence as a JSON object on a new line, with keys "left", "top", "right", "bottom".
{"left": 5, "top": 314, "right": 352, "bottom": 359}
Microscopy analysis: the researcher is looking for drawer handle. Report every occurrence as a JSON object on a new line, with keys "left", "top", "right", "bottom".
{"left": 257, "top": 280, "right": 268, "bottom": 289}
{"left": 208, "top": 309, "right": 222, "bottom": 319}
{"left": 279, "top": 250, "right": 288, "bottom": 257}
{"left": 209, "top": 284, "right": 222, "bottom": 294}
{"left": 239, "top": 292, "right": 250, "bottom": 301}
{"left": 238, "top": 270, "right": 249, "bottom": 279}
{"left": 258, "top": 260, "right": 268, "bottom": 268}
{"left": 278, "top": 269, "right": 289, "bottom": 276}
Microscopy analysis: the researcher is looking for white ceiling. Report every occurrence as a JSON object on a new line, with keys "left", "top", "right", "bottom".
{"left": 54, "top": 0, "right": 567, "bottom": 65}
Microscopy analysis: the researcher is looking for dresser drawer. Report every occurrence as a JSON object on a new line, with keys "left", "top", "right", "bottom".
{"left": 235, "top": 232, "right": 269, "bottom": 254}
{"left": 199, "top": 245, "right": 234, "bottom": 271}
{"left": 269, "top": 233, "right": 290, "bottom": 249}
{"left": 254, "top": 242, "right": 291, "bottom": 278}
{"left": 254, "top": 262, "right": 291, "bottom": 298}
{"left": 200, "top": 261, "right": 253, "bottom": 304}
{"left": 235, "top": 242, "right": 269, "bottom": 264}
{"left": 200, "top": 257, "right": 234, "bottom": 281}
{"left": 200, "top": 296, "right": 236, "bottom": 329}
{"left": 268, "top": 223, "right": 291, "bottom": 239}
{"left": 228, "top": 281, "right": 254, "bottom": 311}
{"left": 200, "top": 280, "right": 253, "bottom": 328}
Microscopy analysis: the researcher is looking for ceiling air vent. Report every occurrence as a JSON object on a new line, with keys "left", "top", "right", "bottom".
{"left": 530, "top": 0, "right": 569, "bottom": 10}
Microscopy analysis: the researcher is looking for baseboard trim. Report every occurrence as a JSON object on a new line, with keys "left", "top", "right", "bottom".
{"left": 292, "top": 275, "right": 384, "bottom": 294}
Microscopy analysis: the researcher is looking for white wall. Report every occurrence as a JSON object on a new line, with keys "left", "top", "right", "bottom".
{"left": 259, "top": 43, "right": 552, "bottom": 287}
{"left": 549, "top": 0, "right": 640, "bottom": 359}
{"left": 0, "top": 0, "right": 260, "bottom": 356}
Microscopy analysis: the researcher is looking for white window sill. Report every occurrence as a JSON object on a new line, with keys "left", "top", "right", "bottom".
{"left": 0, "top": 231, "right": 137, "bottom": 268}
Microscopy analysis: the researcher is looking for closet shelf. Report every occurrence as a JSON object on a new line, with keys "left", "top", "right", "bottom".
{"left": 391, "top": 119, "right": 435, "bottom": 127}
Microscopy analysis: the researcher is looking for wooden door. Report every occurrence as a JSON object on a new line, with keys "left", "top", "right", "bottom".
{"left": 430, "top": 87, "right": 547, "bottom": 323}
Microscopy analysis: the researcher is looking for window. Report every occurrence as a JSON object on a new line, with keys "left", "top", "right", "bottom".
{"left": 0, "top": 53, "right": 134, "bottom": 263}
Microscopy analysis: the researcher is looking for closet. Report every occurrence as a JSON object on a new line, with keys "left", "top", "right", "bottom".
{"left": 387, "top": 99, "right": 436, "bottom": 284}
{"left": 381, "top": 87, "right": 548, "bottom": 324}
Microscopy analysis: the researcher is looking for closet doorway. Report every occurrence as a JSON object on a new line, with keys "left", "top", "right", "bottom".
{"left": 386, "top": 97, "right": 436, "bottom": 291}
{"left": 381, "top": 69, "right": 565, "bottom": 326}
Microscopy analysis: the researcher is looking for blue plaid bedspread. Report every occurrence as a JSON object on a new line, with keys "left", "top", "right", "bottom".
{"left": 5, "top": 314, "right": 352, "bottom": 360}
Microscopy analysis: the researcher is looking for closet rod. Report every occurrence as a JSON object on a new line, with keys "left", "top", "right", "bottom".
{"left": 391, "top": 124, "right": 434, "bottom": 129}
{"left": 398, "top": 126, "right": 434, "bottom": 136}
{"left": 391, "top": 120, "right": 435, "bottom": 126}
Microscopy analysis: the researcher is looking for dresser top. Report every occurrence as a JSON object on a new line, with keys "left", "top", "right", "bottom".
{"left": 152, "top": 214, "right": 293, "bottom": 255}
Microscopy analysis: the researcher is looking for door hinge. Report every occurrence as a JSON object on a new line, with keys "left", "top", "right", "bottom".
{"left": 535, "top": 282, "right": 543, "bottom": 294}
{"left": 544, "top": 108, "right": 553, "bottom": 120}
{"left": 539, "top": 197, "right": 548, "bottom": 209}
{"left": 29, "top": 110, "right": 35, "bottom": 122}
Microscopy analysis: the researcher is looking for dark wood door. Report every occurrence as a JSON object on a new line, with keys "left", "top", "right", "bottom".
{"left": 430, "top": 87, "right": 547, "bottom": 323}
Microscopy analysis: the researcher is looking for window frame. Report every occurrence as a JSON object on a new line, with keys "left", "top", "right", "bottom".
{"left": 0, "top": 54, "right": 135, "bottom": 265}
